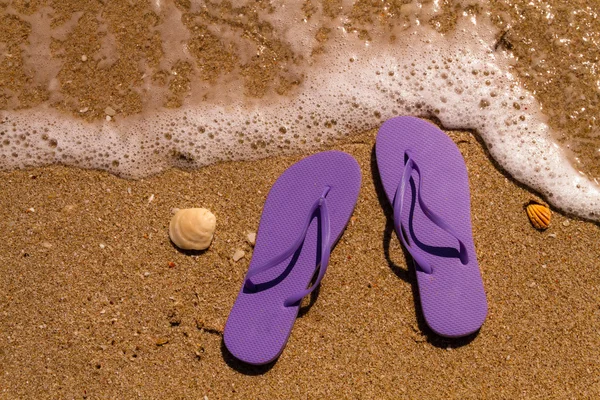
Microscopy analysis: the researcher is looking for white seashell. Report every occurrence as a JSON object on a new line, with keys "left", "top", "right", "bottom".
{"left": 169, "top": 208, "right": 216, "bottom": 250}
{"left": 246, "top": 232, "right": 256, "bottom": 246}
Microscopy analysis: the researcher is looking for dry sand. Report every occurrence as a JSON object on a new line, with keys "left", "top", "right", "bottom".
{"left": 1, "top": 128, "right": 599, "bottom": 399}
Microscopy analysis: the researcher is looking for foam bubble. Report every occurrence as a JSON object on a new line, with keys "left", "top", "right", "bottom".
{"left": 1, "top": 2, "right": 599, "bottom": 222}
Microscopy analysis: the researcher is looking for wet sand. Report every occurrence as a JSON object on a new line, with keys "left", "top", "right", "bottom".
{"left": 1, "top": 0, "right": 600, "bottom": 179}
{"left": 1, "top": 128, "right": 599, "bottom": 398}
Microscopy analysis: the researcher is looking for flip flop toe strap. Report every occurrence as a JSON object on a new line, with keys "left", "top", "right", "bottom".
{"left": 244, "top": 186, "right": 332, "bottom": 307}
{"left": 394, "top": 152, "right": 469, "bottom": 274}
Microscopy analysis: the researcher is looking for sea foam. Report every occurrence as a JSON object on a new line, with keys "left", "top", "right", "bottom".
{"left": 1, "top": 1, "right": 599, "bottom": 221}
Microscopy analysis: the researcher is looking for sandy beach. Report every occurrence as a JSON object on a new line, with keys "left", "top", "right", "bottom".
{"left": 2, "top": 0, "right": 600, "bottom": 398}
{"left": 1, "top": 127, "right": 599, "bottom": 398}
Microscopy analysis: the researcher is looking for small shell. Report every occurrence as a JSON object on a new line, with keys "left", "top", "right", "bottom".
{"left": 526, "top": 202, "right": 551, "bottom": 230}
{"left": 246, "top": 232, "right": 256, "bottom": 246}
{"left": 169, "top": 208, "right": 216, "bottom": 250}
{"left": 232, "top": 249, "right": 245, "bottom": 262}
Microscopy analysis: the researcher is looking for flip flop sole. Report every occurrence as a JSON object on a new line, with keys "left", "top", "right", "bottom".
{"left": 376, "top": 116, "right": 487, "bottom": 338}
{"left": 224, "top": 151, "right": 361, "bottom": 364}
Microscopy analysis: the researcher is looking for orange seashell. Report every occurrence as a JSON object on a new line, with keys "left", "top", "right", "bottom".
{"left": 526, "top": 202, "right": 551, "bottom": 230}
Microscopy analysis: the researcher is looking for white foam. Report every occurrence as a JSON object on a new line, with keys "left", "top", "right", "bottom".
{"left": 1, "top": 6, "right": 599, "bottom": 221}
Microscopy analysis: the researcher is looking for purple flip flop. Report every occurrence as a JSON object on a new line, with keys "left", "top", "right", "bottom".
{"left": 376, "top": 116, "right": 487, "bottom": 338}
{"left": 224, "top": 151, "right": 361, "bottom": 365}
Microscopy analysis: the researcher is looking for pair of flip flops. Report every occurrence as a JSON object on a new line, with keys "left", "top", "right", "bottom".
{"left": 224, "top": 116, "right": 488, "bottom": 365}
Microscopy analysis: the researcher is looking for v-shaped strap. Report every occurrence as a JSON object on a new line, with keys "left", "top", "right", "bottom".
{"left": 244, "top": 186, "right": 332, "bottom": 307}
{"left": 393, "top": 151, "right": 469, "bottom": 274}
